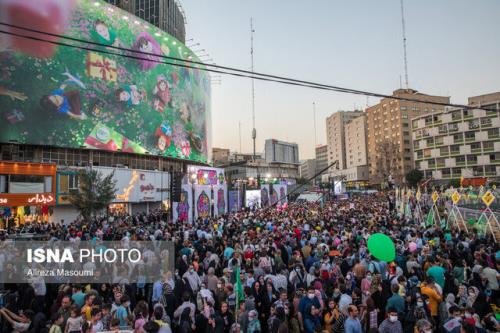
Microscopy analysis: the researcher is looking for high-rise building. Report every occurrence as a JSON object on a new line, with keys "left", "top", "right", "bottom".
{"left": 315, "top": 145, "right": 328, "bottom": 175}
{"left": 104, "top": 0, "right": 186, "bottom": 43}
{"left": 265, "top": 139, "right": 299, "bottom": 165}
{"left": 366, "top": 89, "right": 450, "bottom": 185}
{"left": 326, "top": 111, "right": 364, "bottom": 170}
{"left": 412, "top": 91, "right": 500, "bottom": 183}
{"left": 345, "top": 115, "right": 368, "bottom": 168}
{"left": 324, "top": 112, "right": 369, "bottom": 187}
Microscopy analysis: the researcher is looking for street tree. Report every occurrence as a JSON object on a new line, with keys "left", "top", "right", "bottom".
{"left": 405, "top": 169, "right": 423, "bottom": 188}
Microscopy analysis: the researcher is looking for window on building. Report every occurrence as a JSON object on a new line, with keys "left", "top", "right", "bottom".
{"left": 400, "top": 106, "right": 407, "bottom": 111}
{"left": 428, "top": 159, "right": 436, "bottom": 167}
{"left": 483, "top": 141, "right": 494, "bottom": 151}
{"left": 448, "top": 123, "right": 459, "bottom": 132}
{"left": 453, "top": 133, "right": 464, "bottom": 143}
{"left": 451, "top": 111, "right": 461, "bottom": 121}
{"left": 464, "top": 131, "right": 475, "bottom": 141}
{"left": 467, "top": 155, "right": 477, "bottom": 163}
{"left": 426, "top": 138, "right": 434, "bottom": 146}
{"left": 436, "top": 158, "right": 446, "bottom": 167}
{"left": 440, "top": 146, "right": 449, "bottom": 155}
{"left": 490, "top": 153, "right": 500, "bottom": 161}
{"left": 485, "top": 165, "right": 496, "bottom": 175}
{"left": 452, "top": 167, "right": 462, "bottom": 176}
{"left": 417, "top": 151, "right": 423, "bottom": 159}
{"left": 412, "top": 119, "right": 419, "bottom": 128}
{"left": 450, "top": 145, "right": 460, "bottom": 154}
{"left": 456, "top": 156, "right": 466, "bottom": 164}
{"left": 424, "top": 149, "right": 431, "bottom": 158}
{"left": 487, "top": 128, "right": 499, "bottom": 139}
{"left": 471, "top": 142, "right": 481, "bottom": 151}
{"left": 438, "top": 124, "right": 447, "bottom": 134}
{"left": 442, "top": 168, "right": 451, "bottom": 176}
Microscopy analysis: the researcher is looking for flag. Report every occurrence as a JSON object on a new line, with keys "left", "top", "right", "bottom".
{"left": 235, "top": 267, "right": 245, "bottom": 310}
{"left": 426, "top": 211, "right": 434, "bottom": 227}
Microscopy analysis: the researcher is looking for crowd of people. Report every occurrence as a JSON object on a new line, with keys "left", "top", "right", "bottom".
{"left": 0, "top": 192, "right": 499, "bottom": 333}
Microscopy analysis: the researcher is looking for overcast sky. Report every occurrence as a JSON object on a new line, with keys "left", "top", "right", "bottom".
{"left": 181, "top": 0, "right": 500, "bottom": 159}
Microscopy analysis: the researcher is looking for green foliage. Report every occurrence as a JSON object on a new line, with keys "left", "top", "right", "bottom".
{"left": 69, "top": 169, "right": 117, "bottom": 219}
{"left": 405, "top": 169, "right": 423, "bottom": 188}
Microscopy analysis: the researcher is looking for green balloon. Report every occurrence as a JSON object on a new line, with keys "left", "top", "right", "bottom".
{"left": 468, "top": 218, "right": 475, "bottom": 226}
{"left": 368, "top": 233, "right": 396, "bottom": 262}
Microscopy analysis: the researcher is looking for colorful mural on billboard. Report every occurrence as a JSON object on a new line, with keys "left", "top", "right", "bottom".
{"left": 0, "top": 0, "right": 211, "bottom": 163}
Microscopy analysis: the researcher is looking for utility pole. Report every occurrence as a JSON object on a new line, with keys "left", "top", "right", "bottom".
{"left": 400, "top": 0, "right": 409, "bottom": 89}
{"left": 250, "top": 18, "right": 256, "bottom": 161}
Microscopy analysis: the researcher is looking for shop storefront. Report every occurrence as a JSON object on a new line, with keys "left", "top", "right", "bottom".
{"left": 53, "top": 166, "right": 170, "bottom": 223}
{"left": 0, "top": 161, "right": 56, "bottom": 227}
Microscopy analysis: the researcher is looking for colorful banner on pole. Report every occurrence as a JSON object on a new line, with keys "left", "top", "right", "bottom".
{"left": 260, "top": 184, "right": 270, "bottom": 207}
{"left": 228, "top": 190, "right": 241, "bottom": 213}
{"left": 195, "top": 185, "right": 212, "bottom": 220}
{"left": 213, "top": 184, "right": 227, "bottom": 217}
{"left": 273, "top": 184, "right": 288, "bottom": 204}
{"left": 173, "top": 183, "right": 192, "bottom": 224}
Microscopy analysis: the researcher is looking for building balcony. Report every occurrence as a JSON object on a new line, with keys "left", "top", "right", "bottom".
{"left": 456, "top": 161, "right": 466, "bottom": 166}
{"left": 437, "top": 163, "right": 445, "bottom": 168}
{"left": 484, "top": 147, "right": 494, "bottom": 152}
{"left": 454, "top": 138, "right": 464, "bottom": 144}
{"left": 467, "top": 161, "right": 478, "bottom": 166}
{"left": 486, "top": 110, "right": 498, "bottom": 117}
{"left": 492, "top": 160, "right": 500, "bottom": 165}
{"left": 471, "top": 148, "right": 482, "bottom": 154}
{"left": 485, "top": 171, "right": 497, "bottom": 176}
{"left": 465, "top": 137, "right": 475, "bottom": 143}
{"left": 488, "top": 133, "right": 500, "bottom": 139}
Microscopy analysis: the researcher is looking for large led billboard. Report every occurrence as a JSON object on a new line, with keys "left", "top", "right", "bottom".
{"left": 0, "top": 0, "right": 211, "bottom": 163}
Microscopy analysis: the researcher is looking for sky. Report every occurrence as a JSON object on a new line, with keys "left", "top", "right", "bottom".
{"left": 181, "top": 0, "right": 500, "bottom": 160}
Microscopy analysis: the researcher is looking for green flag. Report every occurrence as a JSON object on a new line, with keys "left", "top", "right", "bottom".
{"left": 426, "top": 211, "right": 434, "bottom": 227}
{"left": 235, "top": 267, "right": 245, "bottom": 310}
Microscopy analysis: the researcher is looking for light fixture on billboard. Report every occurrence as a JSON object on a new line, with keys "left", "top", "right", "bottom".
{"left": 266, "top": 173, "right": 271, "bottom": 178}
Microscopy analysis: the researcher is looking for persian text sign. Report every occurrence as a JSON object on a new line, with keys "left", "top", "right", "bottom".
{"left": 0, "top": 241, "right": 174, "bottom": 284}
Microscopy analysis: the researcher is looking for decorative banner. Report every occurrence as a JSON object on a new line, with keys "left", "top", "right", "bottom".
{"left": 273, "top": 184, "right": 287, "bottom": 204}
{"left": 270, "top": 186, "right": 279, "bottom": 206}
{"left": 187, "top": 166, "right": 225, "bottom": 185}
{"left": 228, "top": 190, "right": 241, "bottom": 213}
{"left": 260, "top": 184, "right": 270, "bottom": 207}
{"left": 195, "top": 185, "right": 211, "bottom": 220}
{"left": 173, "top": 183, "right": 192, "bottom": 224}
{"left": 0, "top": 0, "right": 211, "bottom": 163}
{"left": 245, "top": 190, "right": 261, "bottom": 209}
{"left": 213, "top": 184, "right": 227, "bottom": 217}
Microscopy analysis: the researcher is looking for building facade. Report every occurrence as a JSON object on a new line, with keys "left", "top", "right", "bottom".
{"left": 212, "top": 148, "right": 230, "bottom": 167}
{"left": 264, "top": 139, "right": 299, "bottom": 165}
{"left": 366, "top": 89, "right": 450, "bottom": 186}
{"left": 326, "top": 111, "right": 364, "bottom": 170}
{"left": 345, "top": 115, "right": 368, "bottom": 168}
{"left": 300, "top": 159, "right": 317, "bottom": 180}
{"left": 104, "top": 0, "right": 186, "bottom": 43}
{"left": 315, "top": 145, "right": 328, "bottom": 176}
{"left": 412, "top": 92, "right": 500, "bottom": 183}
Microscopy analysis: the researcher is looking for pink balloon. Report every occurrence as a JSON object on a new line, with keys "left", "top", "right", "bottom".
{"left": 409, "top": 242, "right": 417, "bottom": 252}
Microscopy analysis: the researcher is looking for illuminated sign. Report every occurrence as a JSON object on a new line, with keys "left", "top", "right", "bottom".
{"left": 27, "top": 194, "right": 54, "bottom": 205}
{"left": 0, "top": 198, "right": 8, "bottom": 204}
{"left": 116, "top": 171, "right": 139, "bottom": 201}
{"left": 0, "top": 0, "right": 211, "bottom": 163}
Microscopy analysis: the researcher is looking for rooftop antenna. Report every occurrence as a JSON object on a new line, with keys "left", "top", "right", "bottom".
{"left": 250, "top": 18, "right": 257, "bottom": 161}
{"left": 313, "top": 102, "right": 317, "bottom": 147}
{"left": 400, "top": 0, "right": 409, "bottom": 89}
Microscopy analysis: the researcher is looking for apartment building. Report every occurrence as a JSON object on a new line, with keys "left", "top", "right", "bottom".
{"left": 326, "top": 111, "right": 364, "bottom": 170}
{"left": 366, "top": 89, "right": 450, "bottom": 185}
